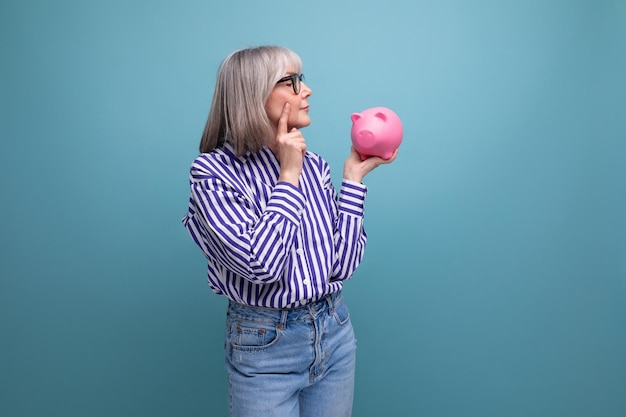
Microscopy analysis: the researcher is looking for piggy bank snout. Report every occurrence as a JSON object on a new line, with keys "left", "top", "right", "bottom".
{"left": 354, "top": 129, "right": 376, "bottom": 147}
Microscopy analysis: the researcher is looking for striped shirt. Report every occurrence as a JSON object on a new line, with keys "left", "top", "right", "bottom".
{"left": 182, "top": 142, "right": 368, "bottom": 309}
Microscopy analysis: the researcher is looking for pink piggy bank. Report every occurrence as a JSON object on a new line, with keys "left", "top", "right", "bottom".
{"left": 350, "top": 107, "right": 403, "bottom": 160}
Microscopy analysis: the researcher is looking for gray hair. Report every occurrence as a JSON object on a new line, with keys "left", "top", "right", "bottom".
{"left": 200, "top": 46, "right": 303, "bottom": 156}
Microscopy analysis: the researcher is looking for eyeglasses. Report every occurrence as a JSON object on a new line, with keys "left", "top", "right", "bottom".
{"left": 276, "top": 73, "right": 305, "bottom": 95}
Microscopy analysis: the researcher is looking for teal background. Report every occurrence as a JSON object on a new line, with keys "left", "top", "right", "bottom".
{"left": 1, "top": 0, "right": 625, "bottom": 416}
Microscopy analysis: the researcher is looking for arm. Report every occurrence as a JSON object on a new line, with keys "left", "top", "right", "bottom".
{"left": 187, "top": 162, "right": 305, "bottom": 284}
{"left": 331, "top": 177, "right": 369, "bottom": 280}
{"left": 330, "top": 146, "right": 399, "bottom": 279}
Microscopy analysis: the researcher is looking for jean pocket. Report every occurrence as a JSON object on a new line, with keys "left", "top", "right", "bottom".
{"left": 228, "top": 320, "right": 281, "bottom": 351}
{"left": 332, "top": 299, "right": 351, "bottom": 326}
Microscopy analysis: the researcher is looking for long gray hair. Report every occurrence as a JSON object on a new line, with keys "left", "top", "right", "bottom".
{"left": 200, "top": 46, "right": 303, "bottom": 156}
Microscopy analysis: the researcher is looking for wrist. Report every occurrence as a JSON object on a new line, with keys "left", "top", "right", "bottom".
{"left": 343, "top": 169, "right": 363, "bottom": 184}
{"left": 278, "top": 171, "right": 300, "bottom": 186}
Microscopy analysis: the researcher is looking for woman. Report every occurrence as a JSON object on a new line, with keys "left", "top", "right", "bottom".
{"left": 182, "top": 45, "right": 397, "bottom": 417}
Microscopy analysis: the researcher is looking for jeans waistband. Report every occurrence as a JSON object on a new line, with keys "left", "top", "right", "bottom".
{"left": 227, "top": 291, "right": 343, "bottom": 327}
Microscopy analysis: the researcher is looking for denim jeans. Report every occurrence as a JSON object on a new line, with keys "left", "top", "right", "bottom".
{"left": 225, "top": 291, "right": 357, "bottom": 417}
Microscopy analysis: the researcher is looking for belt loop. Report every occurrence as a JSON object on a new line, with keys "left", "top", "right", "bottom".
{"left": 326, "top": 293, "right": 335, "bottom": 315}
{"left": 278, "top": 309, "right": 288, "bottom": 330}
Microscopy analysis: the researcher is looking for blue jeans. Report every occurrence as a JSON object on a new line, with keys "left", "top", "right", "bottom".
{"left": 225, "top": 291, "right": 357, "bottom": 417}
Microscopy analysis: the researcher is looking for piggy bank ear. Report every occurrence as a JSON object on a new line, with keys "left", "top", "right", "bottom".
{"left": 350, "top": 113, "right": 362, "bottom": 123}
{"left": 375, "top": 112, "right": 388, "bottom": 122}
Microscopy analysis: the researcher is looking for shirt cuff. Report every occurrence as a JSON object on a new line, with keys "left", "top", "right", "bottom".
{"left": 266, "top": 182, "right": 307, "bottom": 224}
{"left": 339, "top": 179, "right": 367, "bottom": 216}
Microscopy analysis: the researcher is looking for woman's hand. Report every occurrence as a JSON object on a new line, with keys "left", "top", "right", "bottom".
{"left": 270, "top": 103, "right": 307, "bottom": 186}
{"left": 343, "top": 146, "right": 398, "bottom": 183}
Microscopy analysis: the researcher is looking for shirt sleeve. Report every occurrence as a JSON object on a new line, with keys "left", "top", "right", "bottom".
{"left": 184, "top": 162, "right": 306, "bottom": 284}
{"left": 320, "top": 159, "right": 368, "bottom": 280}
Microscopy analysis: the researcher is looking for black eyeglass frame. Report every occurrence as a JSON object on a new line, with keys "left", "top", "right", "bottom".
{"left": 276, "top": 73, "right": 305, "bottom": 94}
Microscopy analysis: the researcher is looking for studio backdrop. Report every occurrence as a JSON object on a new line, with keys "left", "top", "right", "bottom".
{"left": 1, "top": 0, "right": 624, "bottom": 416}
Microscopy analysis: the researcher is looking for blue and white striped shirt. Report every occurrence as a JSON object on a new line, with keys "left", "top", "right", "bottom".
{"left": 182, "top": 143, "right": 368, "bottom": 309}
